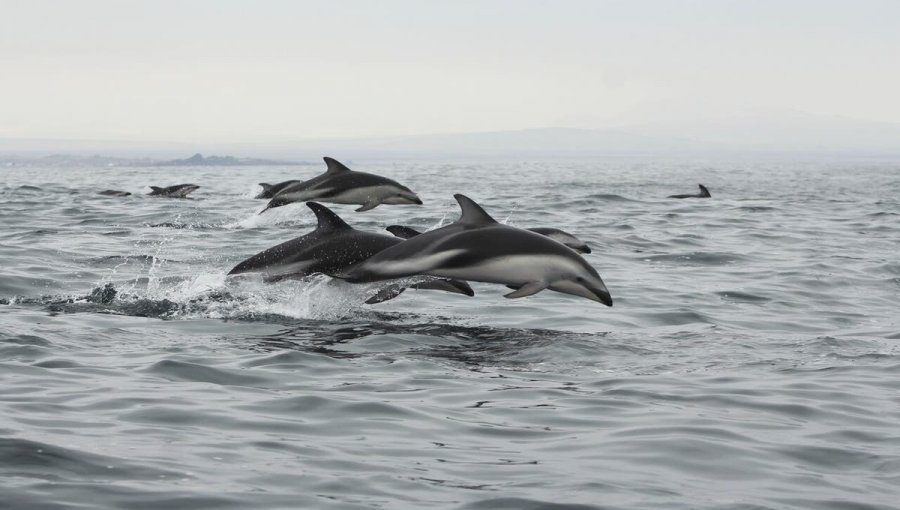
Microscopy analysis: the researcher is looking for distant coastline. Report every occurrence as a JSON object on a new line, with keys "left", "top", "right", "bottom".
{"left": 153, "top": 153, "right": 304, "bottom": 167}
{"left": 1, "top": 153, "right": 307, "bottom": 168}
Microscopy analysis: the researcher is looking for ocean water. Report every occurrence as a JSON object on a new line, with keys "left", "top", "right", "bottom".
{"left": 1, "top": 158, "right": 899, "bottom": 510}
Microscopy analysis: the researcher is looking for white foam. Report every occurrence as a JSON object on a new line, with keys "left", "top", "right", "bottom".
{"left": 223, "top": 203, "right": 309, "bottom": 229}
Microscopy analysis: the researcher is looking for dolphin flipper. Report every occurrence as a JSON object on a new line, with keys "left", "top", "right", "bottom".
{"left": 504, "top": 281, "right": 547, "bottom": 299}
{"left": 365, "top": 277, "right": 474, "bottom": 305}
{"left": 365, "top": 285, "right": 406, "bottom": 304}
{"left": 386, "top": 225, "right": 423, "bottom": 239}
{"left": 356, "top": 200, "right": 380, "bottom": 212}
{"left": 412, "top": 278, "right": 474, "bottom": 296}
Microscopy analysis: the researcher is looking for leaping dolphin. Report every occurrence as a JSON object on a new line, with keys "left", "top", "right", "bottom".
{"left": 343, "top": 194, "right": 612, "bottom": 306}
{"left": 668, "top": 184, "right": 710, "bottom": 199}
{"left": 148, "top": 184, "right": 200, "bottom": 198}
{"left": 387, "top": 225, "right": 592, "bottom": 254}
{"left": 229, "top": 202, "right": 472, "bottom": 303}
{"left": 260, "top": 157, "right": 422, "bottom": 214}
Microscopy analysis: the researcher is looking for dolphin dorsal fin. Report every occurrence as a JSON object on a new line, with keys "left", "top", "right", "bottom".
{"left": 454, "top": 194, "right": 498, "bottom": 225}
{"left": 323, "top": 157, "right": 353, "bottom": 174}
{"left": 386, "top": 225, "right": 422, "bottom": 239}
{"left": 306, "top": 202, "right": 352, "bottom": 231}
{"left": 149, "top": 186, "right": 164, "bottom": 193}
{"left": 698, "top": 184, "right": 711, "bottom": 197}
{"left": 258, "top": 182, "right": 272, "bottom": 190}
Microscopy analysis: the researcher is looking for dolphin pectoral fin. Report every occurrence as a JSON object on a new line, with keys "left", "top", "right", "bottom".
{"left": 355, "top": 200, "right": 380, "bottom": 212}
{"left": 503, "top": 281, "right": 547, "bottom": 299}
{"left": 386, "top": 225, "right": 423, "bottom": 239}
{"left": 365, "top": 284, "right": 406, "bottom": 304}
{"left": 412, "top": 278, "right": 474, "bottom": 296}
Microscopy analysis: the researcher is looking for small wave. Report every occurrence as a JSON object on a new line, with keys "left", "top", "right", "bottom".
{"left": 86, "top": 254, "right": 163, "bottom": 264}
{"left": 716, "top": 290, "right": 771, "bottom": 303}
{"left": 642, "top": 251, "right": 749, "bottom": 266}
{"left": 0, "top": 437, "right": 181, "bottom": 481}
{"left": 736, "top": 205, "right": 779, "bottom": 212}
{"left": 143, "top": 359, "right": 272, "bottom": 386}
{"left": 146, "top": 222, "right": 221, "bottom": 229}
{"left": 460, "top": 498, "right": 604, "bottom": 510}
{"left": 224, "top": 203, "right": 311, "bottom": 229}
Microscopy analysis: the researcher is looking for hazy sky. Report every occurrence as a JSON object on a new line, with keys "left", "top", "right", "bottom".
{"left": 2, "top": 0, "right": 899, "bottom": 142}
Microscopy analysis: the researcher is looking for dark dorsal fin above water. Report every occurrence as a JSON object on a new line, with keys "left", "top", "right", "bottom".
{"left": 307, "top": 202, "right": 352, "bottom": 231}
{"left": 698, "top": 184, "right": 711, "bottom": 197}
{"left": 454, "top": 194, "right": 498, "bottom": 226}
{"left": 386, "top": 225, "right": 423, "bottom": 239}
{"left": 323, "top": 157, "right": 352, "bottom": 175}
{"left": 258, "top": 182, "right": 273, "bottom": 190}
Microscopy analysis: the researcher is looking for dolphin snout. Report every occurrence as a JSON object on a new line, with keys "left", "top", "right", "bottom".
{"left": 594, "top": 288, "right": 613, "bottom": 307}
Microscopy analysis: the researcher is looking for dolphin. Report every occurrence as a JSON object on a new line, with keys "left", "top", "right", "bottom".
{"left": 98, "top": 190, "right": 132, "bottom": 197}
{"left": 255, "top": 180, "right": 304, "bottom": 199}
{"left": 387, "top": 224, "right": 591, "bottom": 254}
{"left": 343, "top": 194, "right": 612, "bottom": 306}
{"left": 260, "top": 157, "right": 422, "bottom": 214}
{"left": 228, "top": 202, "right": 472, "bottom": 303}
{"left": 148, "top": 184, "right": 200, "bottom": 198}
{"left": 668, "top": 184, "right": 710, "bottom": 199}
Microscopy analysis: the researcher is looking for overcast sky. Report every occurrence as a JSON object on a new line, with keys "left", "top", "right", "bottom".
{"left": 2, "top": 0, "right": 898, "bottom": 142}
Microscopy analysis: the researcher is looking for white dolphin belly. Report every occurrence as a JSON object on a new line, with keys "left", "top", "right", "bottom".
{"left": 422, "top": 254, "right": 585, "bottom": 287}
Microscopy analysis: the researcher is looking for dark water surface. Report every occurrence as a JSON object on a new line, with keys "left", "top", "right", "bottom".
{"left": 1, "top": 160, "right": 899, "bottom": 509}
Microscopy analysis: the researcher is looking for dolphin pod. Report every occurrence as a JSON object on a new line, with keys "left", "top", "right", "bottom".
{"left": 228, "top": 202, "right": 473, "bottom": 304}
{"left": 95, "top": 155, "right": 629, "bottom": 307}
{"left": 341, "top": 194, "right": 612, "bottom": 306}
{"left": 259, "top": 157, "right": 422, "bottom": 214}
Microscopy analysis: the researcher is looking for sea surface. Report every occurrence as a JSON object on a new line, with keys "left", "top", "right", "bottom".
{"left": 1, "top": 158, "right": 899, "bottom": 510}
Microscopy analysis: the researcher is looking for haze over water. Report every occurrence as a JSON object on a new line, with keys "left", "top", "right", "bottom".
{"left": 1, "top": 158, "right": 899, "bottom": 509}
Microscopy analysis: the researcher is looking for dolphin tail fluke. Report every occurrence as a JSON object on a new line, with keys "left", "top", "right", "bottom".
{"left": 254, "top": 183, "right": 274, "bottom": 199}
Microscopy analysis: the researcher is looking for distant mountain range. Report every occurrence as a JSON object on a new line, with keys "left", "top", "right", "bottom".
{"left": 2, "top": 110, "right": 899, "bottom": 162}
{"left": 0, "top": 152, "right": 305, "bottom": 168}
{"left": 154, "top": 153, "right": 302, "bottom": 166}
